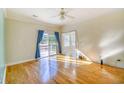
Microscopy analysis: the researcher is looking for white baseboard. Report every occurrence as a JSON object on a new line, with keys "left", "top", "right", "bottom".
{"left": 6, "top": 59, "right": 36, "bottom": 66}
{"left": 2, "top": 66, "right": 6, "bottom": 84}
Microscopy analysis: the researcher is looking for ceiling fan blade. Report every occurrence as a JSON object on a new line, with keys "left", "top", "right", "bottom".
{"left": 65, "top": 14, "right": 75, "bottom": 19}
{"left": 50, "top": 14, "right": 61, "bottom": 18}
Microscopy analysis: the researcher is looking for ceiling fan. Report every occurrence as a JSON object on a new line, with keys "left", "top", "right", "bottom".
{"left": 52, "top": 8, "right": 75, "bottom": 20}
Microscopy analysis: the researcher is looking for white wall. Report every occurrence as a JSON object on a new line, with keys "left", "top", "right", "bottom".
{"left": 0, "top": 9, "right": 5, "bottom": 83}
{"left": 62, "top": 10, "right": 124, "bottom": 68}
{"left": 5, "top": 18, "right": 61, "bottom": 65}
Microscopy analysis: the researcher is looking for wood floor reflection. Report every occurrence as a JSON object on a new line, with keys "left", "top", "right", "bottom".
{"left": 6, "top": 55, "right": 124, "bottom": 84}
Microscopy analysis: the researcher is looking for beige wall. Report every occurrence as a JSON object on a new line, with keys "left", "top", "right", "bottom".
{"left": 62, "top": 10, "right": 124, "bottom": 68}
{"left": 5, "top": 18, "right": 61, "bottom": 65}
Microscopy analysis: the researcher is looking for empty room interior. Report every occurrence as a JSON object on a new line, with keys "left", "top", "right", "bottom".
{"left": 0, "top": 8, "right": 124, "bottom": 84}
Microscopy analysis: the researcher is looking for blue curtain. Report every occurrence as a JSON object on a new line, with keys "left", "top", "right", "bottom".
{"left": 35, "top": 30, "right": 44, "bottom": 59}
{"left": 55, "top": 32, "right": 62, "bottom": 54}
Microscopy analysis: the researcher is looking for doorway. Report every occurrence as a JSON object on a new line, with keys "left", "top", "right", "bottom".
{"left": 39, "top": 32, "right": 57, "bottom": 58}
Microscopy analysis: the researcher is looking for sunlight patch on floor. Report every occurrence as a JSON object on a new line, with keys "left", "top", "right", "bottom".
{"left": 50, "top": 55, "right": 93, "bottom": 65}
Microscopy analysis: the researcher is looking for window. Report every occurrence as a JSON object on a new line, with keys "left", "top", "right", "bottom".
{"left": 63, "top": 33, "right": 70, "bottom": 47}
{"left": 62, "top": 31, "right": 76, "bottom": 47}
{"left": 70, "top": 32, "right": 75, "bottom": 47}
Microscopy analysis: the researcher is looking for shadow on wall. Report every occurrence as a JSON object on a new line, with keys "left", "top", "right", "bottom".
{"left": 100, "top": 29, "right": 124, "bottom": 59}
{"left": 103, "top": 51, "right": 124, "bottom": 68}
{"left": 99, "top": 29, "right": 124, "bottom": 68}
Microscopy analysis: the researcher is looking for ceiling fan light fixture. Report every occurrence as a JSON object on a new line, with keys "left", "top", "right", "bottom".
{"left": 60, "top": 15, "right": 65, "bottom": 20}
{"left": 50, "top": 8, "right": 75, "bottom": 21}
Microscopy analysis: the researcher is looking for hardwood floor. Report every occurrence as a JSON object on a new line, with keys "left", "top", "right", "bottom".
{"left": 6, "top": 55, "right": 124, "bottom": 84}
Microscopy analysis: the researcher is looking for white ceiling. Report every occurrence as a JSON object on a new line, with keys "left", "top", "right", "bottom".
{"left": 6, "top": 8, "right": 120, "bottom": 26}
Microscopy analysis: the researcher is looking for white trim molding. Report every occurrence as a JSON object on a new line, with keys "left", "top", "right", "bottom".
{"left": 6, "top": 59, "right": 36, "bottom": 66}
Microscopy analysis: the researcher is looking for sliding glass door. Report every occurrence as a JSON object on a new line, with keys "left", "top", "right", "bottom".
{"left": 49, "top": 34, "right": 57, "bottom": 56}
{"left": 39, "top": 33, "right": 57, "bottom": 58}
